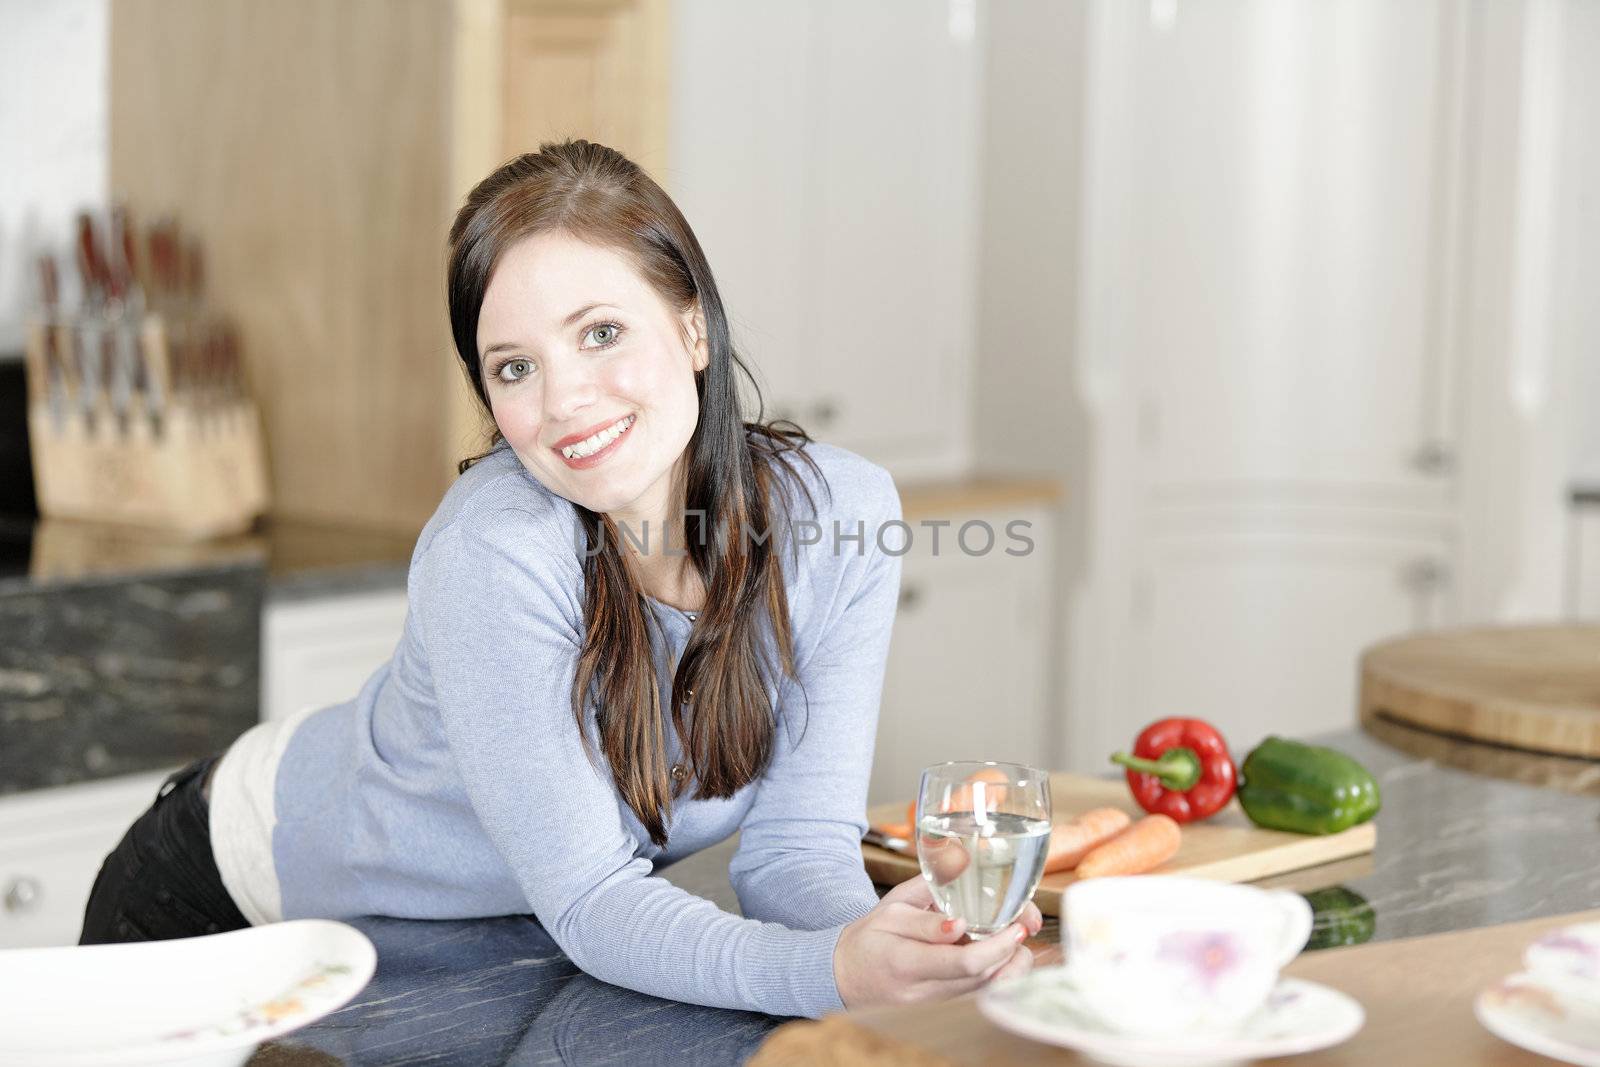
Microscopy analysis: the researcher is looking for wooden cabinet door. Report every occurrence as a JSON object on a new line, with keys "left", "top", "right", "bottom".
{"left": 501, "top": 0, "right": 671, "bottom": 169}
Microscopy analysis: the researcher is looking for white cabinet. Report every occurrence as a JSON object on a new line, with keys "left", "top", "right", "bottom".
{"left": 1065, "top": 0, "right": 1470, "bottom": 769}
{"left": 870, "top": 505, "right": 1054, "bottom": 805}
{"left": 1130, "top": 524, "right": 1454, "bottom": 754}
{"left": 260, "top": 590, "right": 409, "bottom": 723}
{"left": 1125, "top": 1, "right": 1459, "bottom": 504}
{"left": 0, "top": 770, "right": 171, "bottom": 948}
{"left": 669, "top": 0, "right": 982, "bottom": 480}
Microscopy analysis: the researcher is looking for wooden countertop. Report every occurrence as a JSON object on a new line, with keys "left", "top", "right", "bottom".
{"left": 752, "top": 909, "right": 1600, "bottom": 1066}
{"left": 897, "top": 476, "right": 1063, "bottom": 520}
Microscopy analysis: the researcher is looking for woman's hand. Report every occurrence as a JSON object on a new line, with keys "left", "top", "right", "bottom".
{"left": 833, "top": 875, "right": 1044, "bottom": 1009}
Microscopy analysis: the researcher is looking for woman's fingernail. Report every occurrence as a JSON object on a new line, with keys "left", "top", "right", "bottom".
{"left": 1014, "top": 926, "right": 1028, "bottom": 943}
{"left": 941, "top": 919, "right": 956, "bottom": 934}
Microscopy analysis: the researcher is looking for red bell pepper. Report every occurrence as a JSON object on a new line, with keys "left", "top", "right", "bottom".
{"left": 1110, "top": 718, "right": 1238, "bottom": 824}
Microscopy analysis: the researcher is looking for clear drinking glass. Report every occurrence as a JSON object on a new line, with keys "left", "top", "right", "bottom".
{"left": 916, "top": 761, "right": 1053, "bottom": 938}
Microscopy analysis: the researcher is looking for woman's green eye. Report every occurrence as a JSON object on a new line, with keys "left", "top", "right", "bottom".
{"left": 499, "top": 358, "right": 533, "bottom": 382}
{"left": 587, "top": 323, "right": 618, "bottom": 347}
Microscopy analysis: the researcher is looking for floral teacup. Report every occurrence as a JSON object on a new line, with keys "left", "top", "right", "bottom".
{"left": 1060, "top": 876, "right": 1314, "bottom": 1038}
{"left": 1523, "top": 922, "right": 1600, "bottom": 1004}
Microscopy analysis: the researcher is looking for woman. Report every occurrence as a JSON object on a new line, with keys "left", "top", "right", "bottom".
{"left": 79, "top": 140, "right": 1040, "bottom": 1017}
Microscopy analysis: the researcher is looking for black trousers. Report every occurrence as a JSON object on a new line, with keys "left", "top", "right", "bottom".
{"left": 79, "top": 753, "right": 252, "bottom": 944}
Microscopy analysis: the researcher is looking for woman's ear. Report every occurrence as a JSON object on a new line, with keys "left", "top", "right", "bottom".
{"left": 683, "top": 304, "right": 710, "bottom": 372}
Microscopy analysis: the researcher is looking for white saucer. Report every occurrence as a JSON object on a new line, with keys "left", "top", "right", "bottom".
{"left": 0, "top": 919, "right": 376, "bottom": 1067}
{"left": 1475, "top": 971, "right": 1600, "bottom": 1067}
{"left": 978, "top": 967, "right": 1365, "bottom": 1067}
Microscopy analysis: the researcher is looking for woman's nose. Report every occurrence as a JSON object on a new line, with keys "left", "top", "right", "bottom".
{"left": 542, "top": 362, "right": 599, "bottom": 423}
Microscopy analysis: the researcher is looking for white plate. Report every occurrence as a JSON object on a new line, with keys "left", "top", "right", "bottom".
{"left": 0, "top": 919, "right": 376, "bottom": 1067}
{"left": 978, "top": 967, "right": 1365, "bottom": 1067}
{"left": 1476, "top": 971, "right": 1600, "bottom": 1067}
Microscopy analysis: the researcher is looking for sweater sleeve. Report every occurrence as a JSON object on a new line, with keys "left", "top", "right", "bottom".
{"left": 410, "top": 508, "right": 848, "bottom": 1019}
{"left": 728, "top": 463, "right": 903, "bottom": 931}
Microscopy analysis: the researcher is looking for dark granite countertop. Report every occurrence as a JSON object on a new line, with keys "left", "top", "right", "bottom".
{"left": 243, "top": 726, "right": 1600, "bottom": 1067}
{"left": 1, "top": 519, "right": 415, "bottom": 793}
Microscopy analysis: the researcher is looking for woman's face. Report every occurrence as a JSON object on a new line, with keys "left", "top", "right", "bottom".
{"left": 476, "top": 232, "right": 707, "bottom": 521}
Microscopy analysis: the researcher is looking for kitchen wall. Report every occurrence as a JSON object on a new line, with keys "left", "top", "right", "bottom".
{"left": 970, "top": 0, "right": 1088, "bottom": 767}
{"left": 0, "top": 0, "right": 108, "bottom": 357}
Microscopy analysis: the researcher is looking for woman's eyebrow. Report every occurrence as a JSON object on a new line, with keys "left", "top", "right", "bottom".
{"left": 560, "top": 301, "right": 617, "bottom": 327}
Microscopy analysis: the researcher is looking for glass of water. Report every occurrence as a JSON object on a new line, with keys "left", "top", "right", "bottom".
{"left": 916, "top": 761, "right": 1052, "bottom": 939}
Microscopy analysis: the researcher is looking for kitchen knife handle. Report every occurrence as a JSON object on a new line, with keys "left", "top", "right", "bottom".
{"left": 37, "top": 256, "right": 59, "bottom": 310}
{"left": 76, "top": 212, "right": 107, "bottom": 305}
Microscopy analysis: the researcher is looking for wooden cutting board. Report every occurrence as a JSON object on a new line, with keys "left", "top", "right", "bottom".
{"left": 1360, "top": 625, "right": 1600, "bottom": 758}
{"left": 861, "top": 772, "right": 1376, "bottom": 915}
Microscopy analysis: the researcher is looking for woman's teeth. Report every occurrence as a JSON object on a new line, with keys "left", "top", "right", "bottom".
{"left": 561, "top": 414, "right": 635, "bottom": 460}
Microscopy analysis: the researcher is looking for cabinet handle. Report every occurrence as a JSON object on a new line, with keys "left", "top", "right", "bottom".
{"left": 898, "top": 584, "right": 923, "bottom": 612}
{"left": 812, "top": 397, "right": 841, "bottom": 428}
{"left": 1401, "top": 557, "right": 1450, "bottom": 593}
{"left": 4, "top": 876, "right": 41, "bottom": 914}
{"left": 1411, "top": 441, "right": 1455, "bottom": 477}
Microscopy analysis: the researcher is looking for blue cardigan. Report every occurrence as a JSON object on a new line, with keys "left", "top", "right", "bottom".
{"left": 209, "top": 437, "right": 902, "bottom": 1018}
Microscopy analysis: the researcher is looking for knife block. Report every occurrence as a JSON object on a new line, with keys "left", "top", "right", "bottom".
{"left": 23, "top": 314, "right": 270, "bottom": 539}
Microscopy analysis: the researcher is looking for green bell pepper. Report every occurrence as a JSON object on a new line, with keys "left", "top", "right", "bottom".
{"left": 1237, "top": 736, "right": 1380, "bottom": 835}
{"left": 1301, "top": 886, "right": 1377, "bottom": 950}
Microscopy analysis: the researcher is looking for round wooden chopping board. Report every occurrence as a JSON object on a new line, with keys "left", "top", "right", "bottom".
{"left": 1360, "top": 625, "right": 1600, "bottom": 758}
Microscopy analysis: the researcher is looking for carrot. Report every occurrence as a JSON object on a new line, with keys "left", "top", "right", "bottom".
{"left": 947, "top": 767, "right": 1014, "bottom": 814}
{"left": 871, "top": 800, "right": 919, "bottom": 842}
{"left": 1074, "top": 814, "right": 1182, "bottom": 879}
{"left": 1043, "top": 807, "right": 1132, "bottom": 874}
{"left": 971, "top": 766, "right": 1011, "bottom": 808}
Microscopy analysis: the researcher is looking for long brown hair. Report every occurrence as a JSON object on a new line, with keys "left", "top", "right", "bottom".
{"left": 446, "top": 140, "right": 822, "bottom": 846}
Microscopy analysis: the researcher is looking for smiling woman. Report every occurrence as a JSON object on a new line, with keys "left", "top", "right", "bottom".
{"left": 77, "top": 140, "right": 1041, "bottom": 1019}
{"left": 442, "top": 145, "right": 823, "bottom": 842}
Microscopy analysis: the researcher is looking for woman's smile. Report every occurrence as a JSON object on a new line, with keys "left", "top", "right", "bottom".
{"left": 553, "top": 413, "right": 637, "bottom": 469}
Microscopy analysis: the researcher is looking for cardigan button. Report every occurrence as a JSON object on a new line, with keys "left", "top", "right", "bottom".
{"left": 671, "top": 763, "right": 688, "bottom": 782}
